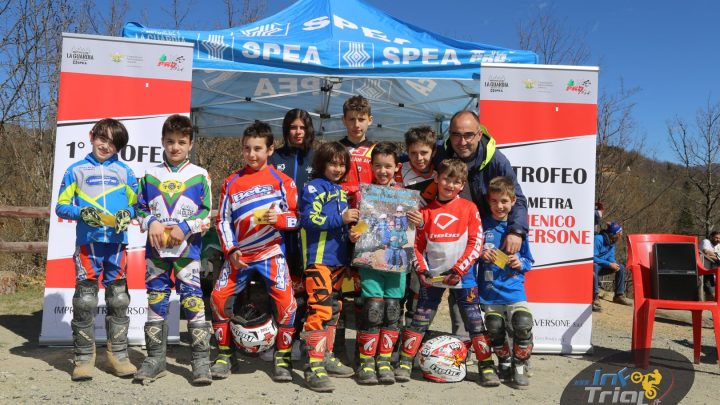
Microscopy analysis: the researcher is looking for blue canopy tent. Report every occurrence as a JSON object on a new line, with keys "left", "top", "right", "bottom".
{"left": 123, "top": 0, "right": 537, "bottom": 139}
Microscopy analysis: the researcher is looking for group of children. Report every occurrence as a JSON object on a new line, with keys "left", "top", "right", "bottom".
{"left": 57, "top": 95, "right": 534, "bottom": 392}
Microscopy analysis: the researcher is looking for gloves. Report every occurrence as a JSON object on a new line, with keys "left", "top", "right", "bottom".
{"left": 442, "top": 270, "right": 462, "bottom": 286}
{"left": 115, "top": 209, "right": 131, "bottom": 234}
{"left": 80, "top": 206, "right": 104, "bottom": 228}
{"left": 417, "top": 271, "right": 433, "bottom": 289}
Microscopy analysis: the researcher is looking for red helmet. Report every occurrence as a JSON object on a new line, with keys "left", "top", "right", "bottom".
{"left": 418, "top": 335, "right": 468, "bottom": 383}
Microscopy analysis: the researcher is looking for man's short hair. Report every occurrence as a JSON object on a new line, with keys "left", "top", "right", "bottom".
{"left": 343, "top": 95, "right": 371, "bottom": 117}
{"left": 162, "top": 114, "right": 193, "bottom": 141}
{"left": 243, "top": 121, "right": 274, "bottom": 147}
{"left": 371, "top": 141, "right": 399, "bottom": 165}
{"left": 436, "top": 159, "right": 468, "bottom": 182}
{"left": 449, "top": 110, "right": 480, "bottom": 127}
{"left": 312, "top": 141, "right": 350, "bottom": 181}
{"left": 710, "top": 231, "right": 720, "bottom": 239}
{"left": 404, "top": 126, "right": 437, "bottom": 149}
{"left": 91, "top": 118, "right": 129, "bottom": 151}
{"left": 488, "top": 176, "right": 516, "bottom": 200}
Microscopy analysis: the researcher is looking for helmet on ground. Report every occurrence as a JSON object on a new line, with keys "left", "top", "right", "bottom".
{"left": 418, "top": 335, "right": 468, "bottom": 382}
{"left": 230, "top": 302, "right": 277, "bottom": 354}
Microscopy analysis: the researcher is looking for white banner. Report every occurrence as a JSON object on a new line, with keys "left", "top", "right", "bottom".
{"left": 480, "top": 63, "right": 599, "bottom": 354}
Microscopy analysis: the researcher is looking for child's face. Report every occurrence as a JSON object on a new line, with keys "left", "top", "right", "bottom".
{"left": 324, "top": 156, "right": 347, "bottom": 183}
{"left": 242, "top": 136, "right": 273, "bottom": 171}
{"left": 407, "top": 143, "right": 434, "bottom": 173}
{"left": 341, "top": 111, "right": 373, "bottom": 143}
{"left": 162, "top": 131, "right": 193, "bottom": 166}
{"left": 372, "top": 153, "right": 399, "bottom": 185}
{"left": 488, "top": 191, "right": 516, "bottom": 220}
{"left": 435, "top": 172, "right": 465, "bottom": 200}
{"left": 287, "top": 118, "right": 306, "bottom": 148}
{"left": 90, "top": 129, "right": 117, "bottom": 163}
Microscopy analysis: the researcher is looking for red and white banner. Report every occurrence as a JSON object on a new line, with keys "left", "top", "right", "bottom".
{"left": 480, "top": 63, "right": 598, "bottom": 353}
{"left": 40, "top": 34, "right": 194, "bottom": 345}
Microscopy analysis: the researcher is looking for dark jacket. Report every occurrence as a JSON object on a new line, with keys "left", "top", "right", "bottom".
{"left": 434, "top": 132, "right": 529, "bottom": 237}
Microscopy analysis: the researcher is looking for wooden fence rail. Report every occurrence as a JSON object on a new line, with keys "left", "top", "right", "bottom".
{"left": 0, "top": 206, "right": 51, "bottom": 253}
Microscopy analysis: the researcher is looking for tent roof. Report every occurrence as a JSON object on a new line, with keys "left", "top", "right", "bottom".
{"left": 122, "top": 0, "right": 537, "bottom": 79}
{"left": 122, "top": 0, "right": 537, "bottom": 139}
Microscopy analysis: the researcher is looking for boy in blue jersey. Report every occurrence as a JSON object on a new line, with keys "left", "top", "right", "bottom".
{"left": 134, "top": 115, "right": 213, "bottom": 385}
{"left": 478, "top": 176, "right": 534, "bottom": 389}
{"left": 299, "top": 141, "right": 358, "bottom": 392}
{"left": 55, "top": 118, "right": 138, "bottom": 381}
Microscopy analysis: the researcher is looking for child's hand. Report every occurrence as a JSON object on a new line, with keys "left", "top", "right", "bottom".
{"left": 407, "top": 210, "right": 423, "bottom": 227}
{"left": 482, "top": 248, "right": 497, "bottom": 263}
{"left": 148, "top": 221, "right": 166, "bottom": 249}
{"left": 442, "top": 270, "right": 462, "bottom": 286}
{"left": 264, "top": 202, "right": 278, "bottom": 225}
{"left": 342, "top": 208, "right": 360, "bottom": 224}
{"left": 349, "top": 230, "right": 361, "bottom": 243}
{"left": 229, "top": 250, "right": 249, "bottom": 270}
{"left": 507, "top": 254, "right": 522, "bottom": 270}
{"left": 417, "top": 271, "right": 433, "bottom": 289}
{"left": 166, "top": 225, "right": 185, "bottom": 247}
{"left": 80, "top": 206, "right": 103, "bottom": 228}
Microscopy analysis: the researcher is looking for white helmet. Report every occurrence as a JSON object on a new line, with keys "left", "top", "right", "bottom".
{"left": 418, "top": 335, "right": 468, "bottom": 383}
{"left": 230, "top": 303, "right": 277, "bottom": 354}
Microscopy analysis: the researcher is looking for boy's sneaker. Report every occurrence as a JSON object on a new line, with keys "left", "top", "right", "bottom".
{"left": 592, "top": 299, "right": 602, "bottom": 312}
{"left": 612, "top": 294, "right": 632, "bottom": 306}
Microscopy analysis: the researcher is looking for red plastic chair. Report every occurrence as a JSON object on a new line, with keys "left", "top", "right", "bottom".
{"left": 626, "top": 234, "right": 720, "bottom": 367}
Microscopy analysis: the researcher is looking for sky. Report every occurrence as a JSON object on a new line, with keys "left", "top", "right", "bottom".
{"left": 117, "top": 0, "right": 720, "bottom": 162}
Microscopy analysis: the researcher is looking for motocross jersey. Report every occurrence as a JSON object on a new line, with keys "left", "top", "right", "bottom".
{"left": 398, "top": 163, "right": 437, "bottom": 207}
{"left": 216, "top": 164, "right": 298, "bottom": 265}
{"left": 299, "top": 176, "right": 350, "bottom": 268}
{"left": 339, "top": 137, "right": 374, "bottom": 208}
{"left": 415, "top": 196, "right": 483, "bottom": 288}
{"left": 478, "top": 216, "right": 534, "bottom": 305}
{"left": 136, "top": 158, "right": 212, "bottom": 259}
{"left": 56, "top": 153, "right": 138, "bottom": 246}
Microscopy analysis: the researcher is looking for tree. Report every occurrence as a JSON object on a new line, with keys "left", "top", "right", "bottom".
{"left": 668, "top": 98, "right": 720, "bottom": 237}
{"left": 517, "top": 5, "right": 590, "bottom": 65}
{"left": 222, "top": 0, "right": 266, "bottom": 28}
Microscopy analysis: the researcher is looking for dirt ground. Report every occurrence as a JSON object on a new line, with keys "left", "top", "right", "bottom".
{"left": 0, "top": 286, "right": 718, "bottom": 404}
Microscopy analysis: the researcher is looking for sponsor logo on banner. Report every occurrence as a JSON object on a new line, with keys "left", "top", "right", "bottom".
{"left": 111, "top": 53, "right": 125, "bottom": 63}
{"left": 201, "top": 34, "right": 229, "bottom": 60}
{"left": 523, "top": 79, "right": 554, "bottom": 92}
{"left": 240, "top": 23, "right": 290, "bottom": 37}
{"left": 356, "top": 79, "right": 389, "bottom": 100}
{"left": 560, "top": 349, "right": 693, "bottom": 404}
{"left": 157, "top": 54, "right": 186, "bottom": 71}
{"left": 339, "top": 41, "right": 373, "bottom": 69}
{"left": 566, "top": 79, "right": 592, "bottom": 95}
{"left": 483, "top": 75, "right": 509, "bottom": 93}
{"left": 66, "top": 46, "right": 94, "bottom": 65}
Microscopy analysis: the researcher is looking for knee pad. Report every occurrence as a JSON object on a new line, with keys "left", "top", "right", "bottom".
{"left": 484, "top": 312, "right": 506, "bottom": 345}
{"left": 363, "top": 298, "right": 385, "bottom": 330}
{"left": 105, "top": 279, "right": 130, "bottom": 318}
{"left": 384, "top": 298, "right": 401, "bottom": 328}
{"left": 329, "top": 292, "right": 342, "bottom": 325}
{"left": 72, "top": 279, "right": 99, "bottom": 323}
{"left": 511, "top": 309, "right": 533, "bottom": 343}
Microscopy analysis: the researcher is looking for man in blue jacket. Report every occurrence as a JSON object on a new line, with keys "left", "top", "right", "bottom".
{"left": 593, "top": 222, "right": 632, "bottom": 311}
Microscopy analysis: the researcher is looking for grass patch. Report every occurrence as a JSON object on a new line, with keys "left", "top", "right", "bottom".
{"left": 0, "top": 275, "right": 44, "bottom": 315}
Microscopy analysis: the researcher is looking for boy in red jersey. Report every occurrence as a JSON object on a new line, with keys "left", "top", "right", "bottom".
{"left": 210, "top": 122, "right": 299, "bottom": 382}
{"left": 394, "top": 159, "right": 488, "bottom": 384}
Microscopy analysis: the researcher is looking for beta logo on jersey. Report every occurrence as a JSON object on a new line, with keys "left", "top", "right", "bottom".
{"left": 159, "top": 179, "right": 185, "bottom": 196}
{"left": 231, "top": 185, "right": 273, "bottom": 204}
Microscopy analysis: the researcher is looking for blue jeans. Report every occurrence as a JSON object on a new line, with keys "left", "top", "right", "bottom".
{"left": 593, "top": 263, "right": 626, "bottom": 298}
